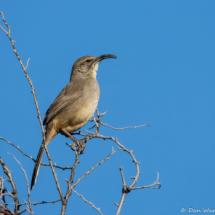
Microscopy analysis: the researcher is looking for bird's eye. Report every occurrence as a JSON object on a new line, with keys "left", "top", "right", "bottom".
{"left": 86, "top": 59, "right": 91, "bottom": 62}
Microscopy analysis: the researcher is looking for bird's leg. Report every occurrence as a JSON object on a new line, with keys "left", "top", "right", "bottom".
{"left": 60, "top": 129, "right": 87, "bottom": 153}
{"left": 70, "top": 131, "right": 81, "bottom": 135}
{"left": 59, "top": 129, "right": 79, "bottom": 144}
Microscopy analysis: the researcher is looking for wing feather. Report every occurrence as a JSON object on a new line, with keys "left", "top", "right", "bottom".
{"left": 43, "top": 83, "right": 82, "bottom": 125}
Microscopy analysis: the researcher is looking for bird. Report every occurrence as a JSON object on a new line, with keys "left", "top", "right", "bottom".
{"left": 31, "top": 54, "right": 117, "bottom": 189}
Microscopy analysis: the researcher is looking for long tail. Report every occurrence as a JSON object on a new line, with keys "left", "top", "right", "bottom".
{"left": 31, "top": 142, "right": 45, "bottom": 190}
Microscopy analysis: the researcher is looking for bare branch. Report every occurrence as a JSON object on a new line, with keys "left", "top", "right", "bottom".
{"left": 116, "top": 193, "right": 126, "bottom": 215}
{"left": 61, "top": 131, "right": 94, "bottom": 214}
{"left": 19, "top": 208, "right": 27, "bottom": 214}
{"left": 7, "top": 153, "right": 33, "bottom": 215}
{"left": 4, "top": 190, "right": 14, "bottom": 199}
{"left": 0, "top": 137, "right": 33, "bottom": 159}
{"left": 0, "top": 157, "right": 20, "bottom": 214}
{"left": 0, "top": 12, "right": 45, "bottom": 140}
{"left": 31, "top": 199, "right": 61, "bottom": 206}
{"left": 0, "top": 205, "right": 13, "bottom": 215}
{"left": 73, "top": 190, "right": 103, "bottom": 215}
{"left": 0, "top": 13, "right": 68, "bottom": 212}
{"left": 100, "top": 122, "right": 148, "bottom": 130}
{"left": 61, "top": 146, "right": 115, "bottom": 215}
{"left": 4, "top": 199, "right": 61, "bottom": 207}
{"left": 61, "top": 145, "right": 80, "bottom": 215}
{"left": 0, "top": 182, "right": 14, "bottom": 215}
{"left": 82, "top": 118, "right": 161, "bottom": 215}
{"left": 131, "top": 172, "right": 161, "bottom": 190}
{"left": 89, "top": 109, "right": 148, "bottom": 131}
{"left": 0, "top": 177, "right": 3, "bottom": 198}
{"left": 72, "top": 147, "right": 115, "bottom": 189}
{"left": 0, "top": 137, "right": 74, "bottom": 170}
{"left": 119, "top": 167, "right": 126, "bottom": 187}
{"left": 23, "top": 200, "right": 33, "bottom": 215}
{"left": 0, "top": 194, "right": 14, "bottom": 214}
{"left": 44, "top": 146, "right": 65, "bottom": 203}
{"left": 24, "top": 58, "right": 30, "bottom": 70}
{"left": 0, "top": 14, "right": 71, "bottom": 210}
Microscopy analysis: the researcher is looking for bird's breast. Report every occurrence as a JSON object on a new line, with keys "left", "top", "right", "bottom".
{"left": 65, "top": 80, "right": 100, "bottom": 132}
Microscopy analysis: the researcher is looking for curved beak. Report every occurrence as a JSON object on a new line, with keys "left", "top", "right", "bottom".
{"left": 95, "top": 54, "right": 117, "bottom": 63}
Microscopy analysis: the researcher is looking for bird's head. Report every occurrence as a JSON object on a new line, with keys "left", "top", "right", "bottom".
{"left": 70, "top": 54, "right": 117, "bottom": 81}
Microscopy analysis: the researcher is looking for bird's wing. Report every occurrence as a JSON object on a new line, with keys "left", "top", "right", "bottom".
{"left": 43, "top": 83, "right": 82, "bottom": 125}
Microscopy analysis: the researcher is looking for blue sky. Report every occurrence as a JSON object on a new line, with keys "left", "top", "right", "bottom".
{"left": 1, "top": 1, "right": 215, "bottom": 214}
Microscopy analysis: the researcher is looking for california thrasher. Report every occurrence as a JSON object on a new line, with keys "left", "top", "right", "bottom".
{"left": 31, "top": 54, "right": 117, "bottom": 189}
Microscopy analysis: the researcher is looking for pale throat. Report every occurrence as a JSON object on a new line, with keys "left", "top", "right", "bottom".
{"left": 91, "top": 63, "right": 99, "bottom": 78}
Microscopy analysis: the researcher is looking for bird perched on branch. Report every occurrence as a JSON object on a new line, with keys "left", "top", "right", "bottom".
{"left": 31, "top": 54, "right": 117, "bottom": 189}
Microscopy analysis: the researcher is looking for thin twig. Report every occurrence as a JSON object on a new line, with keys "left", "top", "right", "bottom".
{"left": 100, "top": 122, "right": 148, "bottom": 130}
{"left": 44, "top": 146, "right": 65, "bottom": 203}
{"left": 0, "top": 205, "right": 14, "bottom": 215}
{"left": 72, "top": 147, "right": 115, "bottom": 189}
{"left": 4, "top": 190, "right": 14, "bottom": 198}
{"left": 73, "top": 190, "right": 103, "bottom": 215}
{"left": 0, "top": 198, "right": 14, "bottom": 215}
{"left": 31, "top": 199, "right": 61, "bottom": 206}
{"left": 7, "top": 153, "right": 33, "bottom": 215}
{"left": 119, "top": 167, "right": 126, "bottom": 187}
{"left": 19, "top": 208, "right": 27, "bottom": 214}
{"left": 0, "top": 136, "right": 73, "bottom": 170}
{"left": 131, "top": 172, "right": 161, "bottom": 190}
{"left": 4, "top": 199, "right": 61, "bottom": 207}
{"left": 0, "top": 177, "right": 3, "bottom": 198}
{"left": 0, "top": 157, "right": 20, "bottom": 214}
{"left": 61, "top": 145, "right": 80, "bottom": 215}
{"left": 23, "top": 200, "right": 33, "bottom": 215}
{"left": 61, "top": 146, "right": 115, "bottom": 215}
{"left": 0, "top": 187, "right": 14, "bottom": 214}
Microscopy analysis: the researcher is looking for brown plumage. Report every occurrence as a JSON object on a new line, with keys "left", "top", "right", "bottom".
{"left": 31, "top": 54, "right": 117, "bottom": 190}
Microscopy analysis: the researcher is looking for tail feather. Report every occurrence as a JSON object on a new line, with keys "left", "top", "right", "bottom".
{"left": 31, "top": 142, "right": 45, "bottom": 190}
